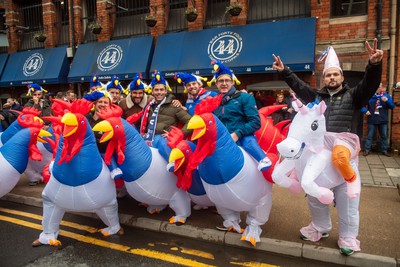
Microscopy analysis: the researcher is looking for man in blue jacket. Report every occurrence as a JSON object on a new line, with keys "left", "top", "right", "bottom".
{"left": 362, "top": 83, "right": 395, "bottom": 156}
{"left": 210, "top": 60, "right": 271, "bottom": 172}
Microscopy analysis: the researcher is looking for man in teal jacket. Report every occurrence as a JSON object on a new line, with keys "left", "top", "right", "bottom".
{"left": 210, "top": 60, "right": 271, "bottom": 172}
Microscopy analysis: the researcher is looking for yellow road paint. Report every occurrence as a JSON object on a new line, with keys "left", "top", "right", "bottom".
{"left": 181, "top": 248, "right": 215, "bottom": 260}
{"left": 0, "top": 214, "right": 216, "bottom": 267}
{"left": 231, "top": 261, "right": 279, "bottom": 267}
{"left": 0, "top": 209, "right": 277, "bottom": 267}
{"left": 0, "top": 207, "right": 98, "bottom": 233}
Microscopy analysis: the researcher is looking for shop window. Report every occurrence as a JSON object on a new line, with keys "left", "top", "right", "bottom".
{"left": 331, "top": 0, "right": 367, "bottom": 18}
{"left": 166, "top": 0, "right": 188, "bottom": 33}
{"left": 248, "top": 0, "right": 310, "bottom": 23}
{"left": 112, "top": 0, "right": 150, "bottom": 39}
{"left": 205, "top": 0, "right": 230, "bottom": 29}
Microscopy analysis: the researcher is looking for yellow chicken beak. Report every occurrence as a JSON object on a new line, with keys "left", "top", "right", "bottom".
{"left": 61, "top": 113, "right": 78, "bottom": 137}
{"left": 187, "top": 115, "right": 206, "bottom": 141}
{"left": 169, "top": 148, "right": 185, "bottom": 171}
{"left": 92, "top": 120, "right": 114, "bottom": 143}
{"left": 37, "top": 129, "right": 52, "bottom": 143}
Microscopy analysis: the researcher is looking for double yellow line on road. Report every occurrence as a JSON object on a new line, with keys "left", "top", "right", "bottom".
{"left": 0, "top": 207, "right": 277, "bottom": 267}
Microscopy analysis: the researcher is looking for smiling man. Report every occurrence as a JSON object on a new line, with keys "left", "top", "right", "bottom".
{"left": 175, "top": 72, "right": 217, "bottom": 116}
{"left": 140, "top": 71, "right": 191, "bottom": 170}
{"left": 119, "top": 73, "right": 148, "bottom": 128}
{"left": 272, "top": 39, "right": 383, "bottom": 256}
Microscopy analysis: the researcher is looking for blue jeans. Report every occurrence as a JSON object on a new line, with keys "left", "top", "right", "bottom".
{"left": 365, "top": 123, "right": 388, "bottom": 152}
{"left": 236, "top": 135, "right": 266, "bottom": 162}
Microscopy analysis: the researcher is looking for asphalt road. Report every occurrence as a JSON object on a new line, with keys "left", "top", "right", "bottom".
{"left": 0, "top": 200, "right": 344, "bottom": 267}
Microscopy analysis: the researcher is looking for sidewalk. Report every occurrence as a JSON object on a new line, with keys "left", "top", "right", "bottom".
{"left": 2, "top": 153, "right": 400, "bottom": 267}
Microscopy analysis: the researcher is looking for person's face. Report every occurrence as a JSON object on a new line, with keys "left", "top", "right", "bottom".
{"left": 130, "top": 90, "right": 144, "bottom": 105}
{"left": 108, "top": 89, "right": 121, "bottom": 103}
{"left": 32, "top": 91, "right": 42, "bottom": 99}
{"left": 216, "top": 75, "right": 233, "bottom": 94}
{"left": 152, "top": 84, "right": 167, "bottom": 102}
{"left": 277, "top": 95, "right": 284, "bottom": 102}
{"left": 91, "top": 86, "right": 101, "bottom": 92}
{"left": 7, "top": 98, "right": 14, "bottom": 105}
{"left": 185, "top": 81, "right": 201, "bottom": 97}
{"left": 323, "top": 68, "right": 344, "bottom": 89}
{"left": 66, "top": 93, "right": 75, "bottom": 101}
{"left": 95, "top": 97, "right": 110, "bottom": 113}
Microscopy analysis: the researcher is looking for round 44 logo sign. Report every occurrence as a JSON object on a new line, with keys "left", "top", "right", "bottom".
{"left": 97, "top": 44, "right": 123, "bottom": 72}
{"left": 23, "top": 53, "right": 44, "bottom": 77}
{"left": 208, "top": 31, "right": 243, "bottom": 63}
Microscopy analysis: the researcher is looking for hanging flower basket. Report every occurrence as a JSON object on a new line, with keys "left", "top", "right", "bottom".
{"left": 185, "top": 7, "right": 198, "bottom": 22}
{"left": 145, "top": 15, "right": 157, "bottom": 27}
{"left": 88, "top": 23, "right": 102, "bottom": 34}
{"left": 33, "top": 32, "right": 47, "bottom": 42}
{"left": 226, "top": 2, "right": 243, "bottom": 17}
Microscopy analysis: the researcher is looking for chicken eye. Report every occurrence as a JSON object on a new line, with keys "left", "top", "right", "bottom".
{"left": 311, "top": 120, "right": 318, "bottom": 131}
{"left": 81, "top": 120, "right": 85, "bottom": 125}
{"left": 116, "top": 125, "right": 119, "bottom": 129}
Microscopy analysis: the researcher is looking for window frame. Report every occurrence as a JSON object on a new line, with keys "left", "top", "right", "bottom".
{"left": 330, "top": 0, "right": 368, "bottom": 18}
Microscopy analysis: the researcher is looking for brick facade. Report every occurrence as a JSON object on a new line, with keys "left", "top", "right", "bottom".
{"left": 0, "top": 0, "right": 399, "bottom": 148}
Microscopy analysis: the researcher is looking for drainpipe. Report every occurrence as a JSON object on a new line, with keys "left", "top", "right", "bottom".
{"left": 69, "top": 0, "right": 79, "bottom": 97}
{"left": 375, "top": 0, "right": 382, "bottom": 49}
{"left": 388, "top": 0, "right": 397, "bottom": 92}
{"left": 69, "top": 0, "right": 75, "bottom": 55}
{"left": 387, "top": 0, "right": 397, "bottom": 148}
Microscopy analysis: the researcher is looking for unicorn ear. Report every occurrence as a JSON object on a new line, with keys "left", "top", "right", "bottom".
{"left": 317, "top": 101, "right": 327, "bottom": 115}
{"left": 291, "top": 98, "right": 304, "bottom": 113}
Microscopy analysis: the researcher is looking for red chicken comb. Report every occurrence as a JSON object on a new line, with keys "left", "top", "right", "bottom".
{"left": 97, "top": 104, "right": 123, "bottom": 120}
{"left": 194, "top": 94, "right": 222, "bottom": 115}
{"left": 17, "top": 113, "right": 44, "bottom": 129}
{"left": 70, "top": 99, "right": 93, "bottom": 115}
{"left": 21, "top": 107, "right": 41, "bottom": 116}
{"left": 41, "top": 115, "right": 62, "bottom": 126}
{"left": 166, "top": 126, "right": 184, "bottom": 149}
{"left": 126, "top": 110, "right": 144, "bottom": 124}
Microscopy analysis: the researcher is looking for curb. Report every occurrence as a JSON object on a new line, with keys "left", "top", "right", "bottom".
{"left": 2, "top": 193, "right": 398, "bottom": 267}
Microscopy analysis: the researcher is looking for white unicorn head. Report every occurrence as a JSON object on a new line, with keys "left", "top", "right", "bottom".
{"left": 277, "top": 98, "right": 327, "bottom": 159}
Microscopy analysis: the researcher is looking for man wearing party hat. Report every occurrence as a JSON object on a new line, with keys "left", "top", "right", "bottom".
{"left": 119, "top": 73, "right": 148, "bottom": 122}
{"left": 105, "top": 75, "right": 124, "bottom": 104}
{"left": 89, "top": 74, "right": 105, "bottom": 92}
{"left": 272, "top": 39, "right": 383, "bottom": 255}
{"left": 208, "top": 60, "right": 272, "bottom": 172}
{"left": 175, "top": 72, "right": 217, "bottom": 116}
{"left": 24, "top": 83, "right": 52, "bottom": 119}
{"left": 140, "top": 71, "right": 192, "bottom": 168}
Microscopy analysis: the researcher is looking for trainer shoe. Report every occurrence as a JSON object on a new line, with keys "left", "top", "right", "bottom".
{"left": 300, "top": 232, "right": 329, "bottom": 241}
{"left": 340, "top": 248, "right": 354, "bottom": 256}
{"left": 257, "top": 157, "right": 272, "bottom": 172}
{"left": 216, "top": 224, "right": 229, "bottom": 231}
{"left": 166, "top": 161, "right": 175, "bottom": 172}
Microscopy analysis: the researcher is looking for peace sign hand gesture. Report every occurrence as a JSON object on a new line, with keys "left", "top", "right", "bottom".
{"left": 366, "top": 38, "right": 383, "bottom": 64}
{"left": 272, "top": 54, "right": 285, "bottom": 72}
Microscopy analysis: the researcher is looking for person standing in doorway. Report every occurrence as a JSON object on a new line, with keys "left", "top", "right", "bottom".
{"left": 362, "top": 83, "right": 395, "bottom": 157}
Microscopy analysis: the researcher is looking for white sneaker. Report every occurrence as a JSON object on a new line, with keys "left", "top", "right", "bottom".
{"left": 258, "top": 157, "right": 272, "bottom": 171}
{"left": 166, "top": 161, "right": 175, "bottom": 172}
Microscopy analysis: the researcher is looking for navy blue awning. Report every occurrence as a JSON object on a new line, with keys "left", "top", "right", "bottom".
{"left": 0, "top": 54, "right": 9, "bottom": 79}
{"left": 0, "top": 46, "right": 69, "bottom": 86}
{"left": 151, "top": 17, "right": 316, "bottom": 77}
{"left": 68, "top": 36, "right": 154, "bottom": 83}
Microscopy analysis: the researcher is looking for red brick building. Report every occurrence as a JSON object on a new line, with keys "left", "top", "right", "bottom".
{"left": 0, "top": 0, "right": 399, "bottom": 149}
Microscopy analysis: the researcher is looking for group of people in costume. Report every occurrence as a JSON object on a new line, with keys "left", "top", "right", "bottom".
{"left": 0, "top": 38, "right": 384, "bottom": 256}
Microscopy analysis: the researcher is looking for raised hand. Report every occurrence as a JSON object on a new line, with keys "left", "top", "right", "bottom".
{"left": 272, "top": 54, "right": 284, "bottom": 72}
{"left": 365, "top": 38, "right": 383, "bottom": 64}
